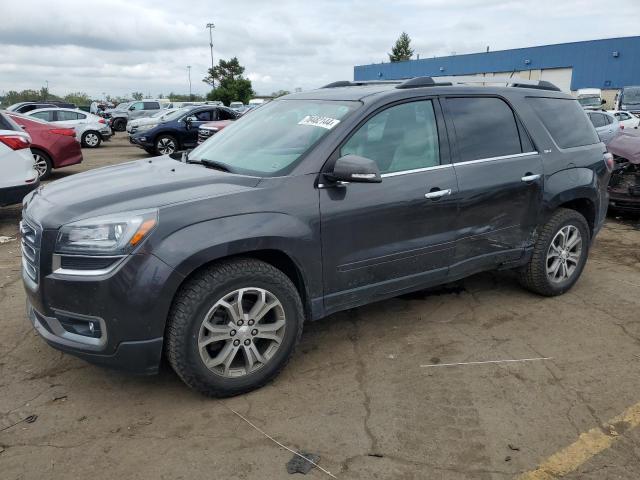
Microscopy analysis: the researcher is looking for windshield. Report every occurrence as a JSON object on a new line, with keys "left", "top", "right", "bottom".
{"left": 189, "top": 99, "right": 359, "bottom": 176}
{"left": 115, "top": 102, "right": 130, "bottom": 110}
{"left": 623, "top": 87, "right": 640, "bottom": 104}
{"left": 578, "top": 96, "right": 601, "bottom": 107}
{"left": 165, "top": 107, "right": 192, "bottom": 121}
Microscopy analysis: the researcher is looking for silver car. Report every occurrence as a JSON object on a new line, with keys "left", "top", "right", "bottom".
{"left": 586, "top": 110, "right": 621, "bottom": 144}
{"left": 27, "top": 108, "right": 112, "bottom": 148}
{"left": 109, "top": 100, "right": 162, "bottom": 132}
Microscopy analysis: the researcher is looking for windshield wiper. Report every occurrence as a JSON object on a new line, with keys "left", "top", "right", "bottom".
{"left": 198, "top": 159, "right": 235, "bottom": 173}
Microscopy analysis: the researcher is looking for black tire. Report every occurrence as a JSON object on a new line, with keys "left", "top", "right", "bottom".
{"left": 155, "top": 134, "right": 178, "bottom": 155}
{"left": 166, "top": 258, "right": 304, "bottom": 397}
{"left": 112, "top": 118, "right": 127, "bottom": 132}
{"left": 81, "top": 130, "right": 102, "bottom": 148}
{"left": 31, "top": 149, "right": 52, "bottom": 180}
{"left": 518, "top": 208, "right": 591, "bottom": 296}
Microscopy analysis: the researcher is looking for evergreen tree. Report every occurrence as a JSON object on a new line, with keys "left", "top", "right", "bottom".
{"left": 389, "top": 32, "right": 414, "bottom": 62}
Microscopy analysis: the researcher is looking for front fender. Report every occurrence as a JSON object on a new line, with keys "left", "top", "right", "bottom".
{"left": 152, "top": 212, "right": 322, "bottom": 304}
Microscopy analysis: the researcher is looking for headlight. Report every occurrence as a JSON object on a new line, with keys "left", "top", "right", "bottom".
{"left": 137, "top": 123, "right": 157, "bottom": 131}
{"left": 56, "top": 209, "right": 158, "bottom": 255}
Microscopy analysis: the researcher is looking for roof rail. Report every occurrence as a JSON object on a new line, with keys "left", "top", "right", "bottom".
{"left": 321, "top": 80, "right": 402, "bottom": 88}
{"left": 441, "top": 76, "right": 561, "bottom": 91}
{"left": 396, "top": 76, "right": 453, "bottom": 89}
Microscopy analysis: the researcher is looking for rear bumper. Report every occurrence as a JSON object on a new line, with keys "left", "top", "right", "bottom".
{"left": 609, "top": 194, "right": 640, "bottom": 212}
{"left": 0, "top": 180, "right": 39, "bottom": 206}
{"left": 28, "top": 301, "right": 163, "bottom": 375}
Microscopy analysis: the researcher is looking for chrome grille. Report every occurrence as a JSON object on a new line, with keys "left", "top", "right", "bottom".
{"left": 20, "top": 219, "right": 41, "bottom": 284}
{"left": 198, "top": 129, "right": 214, "bottom": 144}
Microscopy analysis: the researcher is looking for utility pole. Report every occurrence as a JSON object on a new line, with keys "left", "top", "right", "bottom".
{"left": 187, "top": 66, "right": 192, "bottom": 99}
{"left": 44, "top": 80, "right": 49, "bottom": 100}
{"left": 206, "top": 22, "right": 215, "bottom": 89}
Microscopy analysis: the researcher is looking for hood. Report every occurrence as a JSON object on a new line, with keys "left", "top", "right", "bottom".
{"left": 23, "top": 156, "right": 260, "bottom": 228}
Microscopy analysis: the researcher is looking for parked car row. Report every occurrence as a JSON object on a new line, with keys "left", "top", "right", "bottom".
{"left": 27, "top": 107, "right": 112, "bottom": 147}
{"left": 128, "top": 105, "right": 239, "bottom": 155}
{"left": 6, "top": 112, "right": 83, "bottom": 179}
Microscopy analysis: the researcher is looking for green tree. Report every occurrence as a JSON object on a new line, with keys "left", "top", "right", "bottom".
{"left": 202, "top": 57, "right": 245, "bottom": 87}
{"left": 270, "top": 90, "right": 290, "bottom": 98}
{"left": 63, "top": 92, "right": 92, "bottom": 106}
{"left": 388, "top": 32, "right": 414, "bottom": 62}
{"left": 131, "top": 91, "right": 144, "bottom": 100}
{"left": 203, "top": 57, "right": 255, "bottom": 106}
{"left": 167, "top": 92, "right": 205, "bottom": 102}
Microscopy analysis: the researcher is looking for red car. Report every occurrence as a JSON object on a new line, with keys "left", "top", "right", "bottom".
{"left": 7, "top": 112, "right": 82, "bottom": 179}
{"left": 197, "top": 120, "right": 234, "bottom": 144}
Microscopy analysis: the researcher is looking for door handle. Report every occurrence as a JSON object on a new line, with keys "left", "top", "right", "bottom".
{"left": 521, "top": 174, "right": 541, "bottom": 182}
{"left": 424, "top": 188, "right": 452, "bottom": 199}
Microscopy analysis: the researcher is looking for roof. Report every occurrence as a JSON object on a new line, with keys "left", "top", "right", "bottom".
{"left": 283, "top": 78, "right": 573, "bottom": 102}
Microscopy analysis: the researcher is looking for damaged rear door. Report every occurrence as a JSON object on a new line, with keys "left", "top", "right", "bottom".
{"left": 443, "top": 95, "right": 544, "bottom": 273}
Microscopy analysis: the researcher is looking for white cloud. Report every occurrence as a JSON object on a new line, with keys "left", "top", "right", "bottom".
{"left": 1, "top": 0, "right": 639, "bottom": 98}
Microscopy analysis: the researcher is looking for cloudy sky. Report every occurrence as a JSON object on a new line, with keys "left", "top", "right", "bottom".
{"left": 1, "top": 0, "right": 639, "bottom": 99}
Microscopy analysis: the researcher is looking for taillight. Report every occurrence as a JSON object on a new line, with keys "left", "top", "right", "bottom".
{"left": 98, "top": 118, "right": 106, "bottom": 124}
{"left": 0, "top": 134, "right": 30, "bottom": 150}
{"left": 604, "top": 152, "right": 615, "bottom": 172}
{"left": 49, "top": 128, "right": 76, "bottom": 137}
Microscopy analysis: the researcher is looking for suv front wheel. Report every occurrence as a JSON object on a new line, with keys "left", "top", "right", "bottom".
{"left": 166, "top": 258, "right": 304, "bottom": 397}
{"left": 518, "top": 208, "right": 590, "bottom": 296}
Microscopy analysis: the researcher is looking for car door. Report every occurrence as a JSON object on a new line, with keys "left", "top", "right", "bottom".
{"left": 319, "top": 98, "right": 459, "bottom": 313}
{"left": 442, "top": 96, "right": 544, "bottom": 275}
{"left": 588, "top": 112, "right": 614, "bottom": 143}
{"left": 128, "top": 102, "right": 145, "bottom": 119}
{"left": 183, "top": 109, "right": 214, "bottom": 147}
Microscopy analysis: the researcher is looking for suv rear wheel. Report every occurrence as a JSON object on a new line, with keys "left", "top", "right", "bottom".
{"left": 166, "top": 258, "right": 304, "bottom": 397}
{"left": 518, "top": 208, "right": 590, "bottom": 296}
{"left": 112, "top": 118, "right": 126, "bottom": 132}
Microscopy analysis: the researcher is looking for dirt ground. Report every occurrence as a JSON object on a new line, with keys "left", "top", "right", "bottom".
{"left": 1, "top": 136, "right": 640, "bottom": 480}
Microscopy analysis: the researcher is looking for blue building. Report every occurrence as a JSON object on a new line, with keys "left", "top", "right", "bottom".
{"left": 354, "top": 36, "right": 640, "bottom": 101}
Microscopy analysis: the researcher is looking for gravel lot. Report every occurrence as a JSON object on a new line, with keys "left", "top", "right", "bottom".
{"left": 1, "top": 135, "right": 640, "bottom": 480}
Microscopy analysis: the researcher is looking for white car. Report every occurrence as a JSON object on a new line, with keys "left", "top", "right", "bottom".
{"left": 586, "top": 111, "right": 622, "bottom": 144}
{"left": 126, "top": 108, "right": 183, "bottom": 135}
{"left": 27, "top": 108, "right": 112, "bottom": 148}
{"left": 0, "top": 111, "right": 38, "bottom": 206}
{"left": 609, "top": 110, "right": 640, "bottom": 130}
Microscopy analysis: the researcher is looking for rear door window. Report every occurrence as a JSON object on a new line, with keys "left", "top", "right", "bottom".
{"left": 56, "top": 111, "right": 80, "bottom": 121}
{"left": 143, "top": 102, "right": 160, "bottom": 110}
{"left": 446, "top": 97, "right": 524, "bottom": 162}
{"left": 589, "top": 113, "right": 606, "bottom": 128}
{"left": 528, "top": 97, "right": 599, "bottom": 148}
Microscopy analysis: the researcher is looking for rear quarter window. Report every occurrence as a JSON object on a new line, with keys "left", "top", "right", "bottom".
{"left": 528, "top": 97, "right": 599, "bottom": 148}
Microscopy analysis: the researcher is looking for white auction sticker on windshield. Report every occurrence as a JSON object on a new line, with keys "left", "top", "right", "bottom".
{"left": 298, "top": 115, "right": 341, "bottom": 130}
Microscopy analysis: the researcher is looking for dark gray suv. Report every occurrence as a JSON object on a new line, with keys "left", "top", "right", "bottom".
{"left": 21, "top": 77, "right": 612, "bottom": 397}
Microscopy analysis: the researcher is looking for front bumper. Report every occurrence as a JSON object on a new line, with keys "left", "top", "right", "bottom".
{"left": 28, "top": 302, "right": 163, "bottom": 374}
{"left": 129, "top": 134, "right": 154, "bottom": 148}
{"left": 22, "top": 236, "right": 184, "bottom": 374}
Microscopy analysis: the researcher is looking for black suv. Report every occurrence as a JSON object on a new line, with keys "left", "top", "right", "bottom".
{"left": 21, "top": 77, "right": 612, "bottom": 397}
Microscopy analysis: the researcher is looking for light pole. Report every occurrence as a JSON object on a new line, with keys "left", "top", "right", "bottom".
{"left": 44, "top": 80, "right": 49, "bottom": 100}
{"left": 187, "top": 66, "right": 192, "bottom": 99}
{"left": 206, "top": 22, "right": 215, "bottom": 89}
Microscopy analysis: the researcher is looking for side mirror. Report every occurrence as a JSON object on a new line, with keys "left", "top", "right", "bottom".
{"left": 326, "top": 154, "right": 382, "bottom": 184}
{"left": 601, "top": 99, "right": 607, "bottom": 105}
{"left": 129, "top": 106, "right": 135, "bottom": 111}
{"left": 185, "top": 116, "right": 196, "bottom": 123}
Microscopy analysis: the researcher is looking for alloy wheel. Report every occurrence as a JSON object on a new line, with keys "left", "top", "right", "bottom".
{"left": 546, "top": 225, "right": 582, "bottom": 283}
{"left": 84, "top": 133, "right": 99, "bottom": 147}
{"left": 157, "top": 138, "right": 176, "bottom": 154}
{"left": 197, "top": 288, "right": 286, "bottom": 378}
{"left": 33, "top": 154, "right": 48, "bottom": 177}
